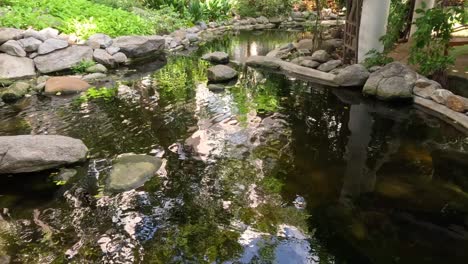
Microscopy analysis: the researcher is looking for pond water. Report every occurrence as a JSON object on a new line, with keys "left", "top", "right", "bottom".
{"left": 1, "top": 30, "right": 468, "bottom": 264}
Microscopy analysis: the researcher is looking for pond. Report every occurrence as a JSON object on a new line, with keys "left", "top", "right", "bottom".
{"left": 1, "top": 30, "right": 468, "bottom": 264}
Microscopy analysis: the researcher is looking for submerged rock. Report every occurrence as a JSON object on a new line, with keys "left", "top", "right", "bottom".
{"left": 207, "top": 65, "right": 238, "bottom": 83}
{"left": 202, "top": 51, "right": 230, "bottom": 64}
{"left": 0, "top": 135, "right": 88, "bottom": 174}
{"left": 106, "top": 154, "right": 162, "bottom": 193}
{"left": 45, "top": 77, "right": 91, "bottom": 94}
{"left": 0, "top": 81, "right": 30, "bottom": 103}
{"left": 363, "top": 62, "right": 417, "bottom": 101}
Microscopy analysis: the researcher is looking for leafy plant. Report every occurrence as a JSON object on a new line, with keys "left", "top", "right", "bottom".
{"left": 71, "top": 60, "right": 96, "bottom": 74}
{"left": 363, "top": 49, "right": 394, "bottom": 68}
{"left": 409, "top": 2, "right": 464, "bottom": 85}
{"left": 76, "top": 87, "right": 117, "bottom": 104}
{"left": 380, "top": 0, "right": 411, "bottom": 52}
{"left": 236, "top": 0, "right": 298, "bottom": 17}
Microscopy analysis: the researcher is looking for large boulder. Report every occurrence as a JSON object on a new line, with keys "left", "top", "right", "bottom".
{"left": 334, "top": 64, "right": 370, "bottom": 87}
{"left": 0, "top": 40, "right": 26, "bottom": 57}
{"left": 34, "top": 45, "right": 93, "bottom": 73}
{"left": 113, "top": 36, "right": 165, "bottom": 58}
{"left": 202, "top": 51, "right": 229, "bottom": 64}
{"left": 45, "top": 77, "right": 91, "bottom": 94}
{"left": 37, "top": 38, "right": 69, "bottom": 55}
{"left": 106, "top": 154, "right": 162, "bottom": 193}
{"left": 207, "top": 65, "right": 238, "bottom": 83}
{"left": 0, "top": 135, "right": 88, "bottom": 174}
{"left": 0, "top": 28, "right": 24, "bottom": 45}
{"left": 0, "top": 54, "right": 36, "bottom": 84}
{"left": 363, "top": 62, "right": 418, "bottom": 101}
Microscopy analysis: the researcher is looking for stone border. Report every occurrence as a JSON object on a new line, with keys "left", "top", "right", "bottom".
{"left": 414, "top": 97, "right": 468, "bottom": 133}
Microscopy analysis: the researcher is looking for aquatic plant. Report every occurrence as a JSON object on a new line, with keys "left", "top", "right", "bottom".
{"left": 71, "top": 60, "right": 96, "bottom": 74}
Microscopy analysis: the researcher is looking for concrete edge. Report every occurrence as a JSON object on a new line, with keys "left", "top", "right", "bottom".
{"left": 414, "top": 96, "right": 468, "bottom": 134}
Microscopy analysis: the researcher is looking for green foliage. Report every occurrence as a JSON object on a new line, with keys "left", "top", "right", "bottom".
{"left": 202, "top": 0, "right": 232, "bottom": 21}
{"left": 363, "top": 49, "right": 394, "bottom": 68}
{"left": 133, "top": 6, "right": 192, "bottom": 34}
{"left": 380, "top": 0, "right": 411, "bottom": 52}
{"left": 76, "top": 87, "right": 117, "bottom": 104}
{"left": 0, "top": 0, "right": 154, "bottom": 39}
{"left": 236, "top": 0, "right": 298, "bottom": 17}
{"left": 71, "top": 60, "right": 96, "bottom": 74}
{"left": 409, "top": 3, "right": 463, "bottom": 76}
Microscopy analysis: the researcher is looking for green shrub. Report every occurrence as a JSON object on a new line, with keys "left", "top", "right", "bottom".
{"left": 132, "top": 6, "right": 192, "bottom": 34}
{"left": 71, "top": 60, "right": 96, "bottom": 74}
{"left": 363, "top": 49, "right": 394, "bottom": 68}
{"left": 236, "top": 0, "right": 298, "bottom": 18}
{"left": 0, "top": 0, "right": 154, "bottom": 39}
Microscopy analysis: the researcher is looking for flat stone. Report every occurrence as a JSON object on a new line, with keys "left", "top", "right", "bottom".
{"left": 87, "top": 33, "right": 113, "bottom": 48}
{"left": 0, "top": 135, "right": 88, "bottom": 174}
{"left": 0, "top": 54, "right": 36, "bottom": 84}
{"left": 34, "top": 45, "right": 93, "bottom": 73}
{"left": 113, "top": 35, "right": 165, "bottom": 58}
{"left": 334, "top": 64, "right": 370, "bottom": 87}
{"left": 45, "top": 76, "right": 91, "bottom": 94}
{"left": 207, "top": 65, "right": 238, "bottom": 83}
{"left": 413, "top": 78, "right": 441, "bottom": 99}
{"left": 311, "top": 50, "right": 330, "bottom": 63}
{"left": 18, "top": 37, "right": 42, "bottom": 52}
{"left": 39, "top": 28, "right": 59, "bottom": 39}
{"left": 106, "top": 46, "right": 120, "bottom": 55}
{"left": 37, "top": 38, "right": 69, "bottom": 55}
{"left": 0, "top": 40, "right": 26, "bottom": 57}
{"left": 300, "top": 60, "right": 320, "bottom": 69}
{"left": 106, "top": 154, "right": 162, "bottom": 193}
{"left": 294, "top": 39, "right": 313, "bottom": 50}
{"left": 317, "top": 60, "right": 342, "bottom": 72}
{"left": 430, "top": 89, "right": 453, "bottom": 104}
{"left": 208, "top": 84, "right": 226, "bottom": 92}
{"left": 0, "top": 28, "right": 24, "bottom": 44}
{"left": 93, "top": 49, "right": 115, "bottom": 67}
{"left": 82, "top": 73, "right": 107, "bottom": 82}
{"left": 202, "top": 51, "right": 229, "bottom": 64}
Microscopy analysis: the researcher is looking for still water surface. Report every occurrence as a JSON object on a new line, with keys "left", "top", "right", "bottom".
{"left": 0, "top": 30, "right": 467, "bottom": 263}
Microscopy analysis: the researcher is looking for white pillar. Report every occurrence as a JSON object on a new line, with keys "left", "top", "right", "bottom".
{"left": 357, "top": 0, "right": 391, "bottom": 63}
{"left": 410, "top": 0, "right": 436, "bottom": 36}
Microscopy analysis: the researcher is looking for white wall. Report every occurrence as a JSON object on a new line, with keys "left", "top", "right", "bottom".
{"left": 410, "top": 0, "right": 436, "bottom": 36}
{"left": 357, "top": 0, "right": 391, "bottom": 62}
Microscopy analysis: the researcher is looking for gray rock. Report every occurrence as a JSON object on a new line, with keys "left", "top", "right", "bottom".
{"left": 0, "top": 28, "right": 24, "bottom": 44}
{"left": 85, "top": 63, "right": 107, "bottom": 73}
{"left": 311, "top": 50, "right": 330, "bottom": 63}
{"left": 39, "top": 28, "right": 59, "bottom": 39}
{"left": 0, "top": 135, "right": 88, "bottom": 174}
{"left": 317, "top": 59, "right": 342, "bottom": 72}
{"left": 18, "top": 37, "right": 42, "bottom": 52}
{"left": 34, "top": 45, "right": 93, "bottom": 73}
{"left": 106, "top": 46, "right": 120, "bottom": 55}
{"left": 363, "top": 62, "right": 418, "bottom": 101}
{"left": 29, "top": 52, "right": 38, "bottom": 59}
{"left": 202, "top": 51, "right": 229, "bottom": 64}
{"left": 106, "top": 154, "right": 162, "bottom": 193}
{"left": 0, "top": 54, "right": 36, "bottom": 84}
{"left": 369, "top": 66, "right": 382, "bottom": 73}
{"left": 197, "top": 21, "right": 208, "bottom": 30}
{"left": 93, "top": 49, "right": 115, "bottom": 67}
{"left": 300, "top": 60, "right": 320, "bottom": 69}
{"left": 294, "top": 39, "right": 312, "bottom": 50}
{"left": 334, "top": 64, "right": 370, "bottom": 87}
{"left": 322, "top": 38, "right": 343, "bottom": 53}
{"left": 207, "top": 65, "right": 238, "bottom": 83}
{"left": 37, "top": 38, "right": 69, "bottom": 55}
{"left": 413, "top": 77, "right": 442, "bottom": 99}
{"left": 430, "top": 89, "right": 453, "bottom": 104}
{"left": 112, "top": 52, "right": 128, "bottom": 64}
{"left": 0, "top": 40, "right": 26, "bottom": 57}
{"left": 208, "top": 22, "right": 218, "bottom": 28}
{"left": 82, "top": 73, "right": 107, "bottom": 82}
{"left": 22, "top": 29, "right": 47, "bottom": 42}
{"left": 87, "top": 33, "right": 113, "bottom": 48}
{"left": 186, "top": 33, "right": 199, "bottom": 43}
{"left": 207, "top": 84, "right": 226, "bottom": 92}
{"left": 113, "top": 35, "right": 165, "bottom": 58}
{"left": 256, "top": 16, "right": 269, "bottom": 24}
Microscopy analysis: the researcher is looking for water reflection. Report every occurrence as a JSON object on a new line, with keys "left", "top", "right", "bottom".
{"left": 0, "top": 30, "right": 468, "bottom": 264}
